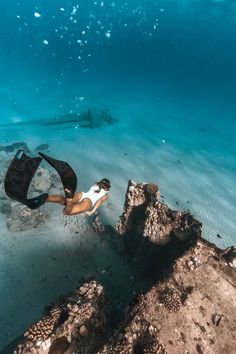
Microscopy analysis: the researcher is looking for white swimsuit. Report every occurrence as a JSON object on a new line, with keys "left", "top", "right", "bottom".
{"left": 80, "top": 185, "right": 108, "bottom": 207}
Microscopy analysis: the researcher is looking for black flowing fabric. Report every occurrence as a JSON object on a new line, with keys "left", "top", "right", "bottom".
{"left": 4, "top": 150, "right": 78, "bottom": 209}
{"left": 4, "top": 149, "right": 48, "bottom": 209}
{"left": 38, "top": 152, "right": 77, "bottom": 198}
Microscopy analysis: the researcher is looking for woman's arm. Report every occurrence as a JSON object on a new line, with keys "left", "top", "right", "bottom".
{"left": 86, "top": 195, "right": 108, "bottom": 216}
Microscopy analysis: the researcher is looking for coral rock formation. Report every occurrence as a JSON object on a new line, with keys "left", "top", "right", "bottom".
{"left": 14, "top": 281, "right": 110, "bottom": 354}
{"left": 99, "top": 319, "right": 166, "bottom": 354}
{"left": 99, "top": 238, "right": 236, "bottom": 354}
{"left": 10, "top": 179, "right": 236, "bottom": 354}
{"left": 158, "top": 287, "right": 182, "bottom": 312}
{"left": 115, "top": 180, "right": 202, "bottom": 278}
{"left": 117, "top": 180, "right": 201, "bottom": 245}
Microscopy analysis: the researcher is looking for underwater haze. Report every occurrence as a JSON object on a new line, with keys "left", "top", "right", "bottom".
{"left": 0, "top": 0, "right": 236, "bottom": 350}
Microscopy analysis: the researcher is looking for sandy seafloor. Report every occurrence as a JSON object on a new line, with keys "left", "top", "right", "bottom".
{"left": 0, "top": 0, "right": 236, "bottom": 350}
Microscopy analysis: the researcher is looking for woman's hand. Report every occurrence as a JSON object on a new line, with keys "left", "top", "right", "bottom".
{"left": 85, "top": 195, "right": 108, "bottom": 216}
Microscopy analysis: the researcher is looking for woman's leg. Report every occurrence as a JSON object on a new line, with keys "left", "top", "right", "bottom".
{"left": 46, "top": 192, "right": 82, "bottom": 207}
{"left": 71, "top": 192, "right": 83, "bottom": 203}
{"left": 63, "top": 192, "right": 83, "bottom": 214}
{"left": 63, "top": 198, "right": 92, "bottom": 216}
{"left": 46, "top": 195, "right": 66, "bottom": 205}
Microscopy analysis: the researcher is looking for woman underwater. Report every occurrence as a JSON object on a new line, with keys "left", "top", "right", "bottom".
{"left": 46, "top": 178, "right": 111, "bottom": 216}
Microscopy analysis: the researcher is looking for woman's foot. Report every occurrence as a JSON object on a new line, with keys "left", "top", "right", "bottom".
{"left": 63, "top": 200, "right": 74, "bottom": 215}
{"left": 85, "top": 211, "right": 98, "bottom": 216}
{"left": 85, "top": 211, "right": 93, "bottom": 216}
{"left": 64, "top": 188, "right": 73, "bottom": 198}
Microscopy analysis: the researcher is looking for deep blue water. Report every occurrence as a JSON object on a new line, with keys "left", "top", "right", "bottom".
{"left": 0, "top": 0, "right": 236, "bottom": 350}
{"left": 1, "top": 1, "right": 236, "bottom": 102}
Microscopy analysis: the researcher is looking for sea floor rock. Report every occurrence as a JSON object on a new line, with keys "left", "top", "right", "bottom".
{"left": 114, "top": 180, "right": 202, "bottom": 279}
{"left": 12, "top": 238, "right": 236, "bottom": 354}
{"left": 0, "top": 142, "right": 30, "bottom": 154}
{"left": 99, "top": 238, "right": 236, "bottom": 354}
{"left": 9, "top": 180, "right": 236, "bottom": 353}
{"left": 14, "top": 281, "right": 110, "bottom": 354}
{"left": 116, "top": 179, "right": 202, "bottom": 245}
{"left": 6, "top": 202, "right": 46, "bottom": 232}
{"left": 29, "top": 167, "right": 52, "bottom": 193}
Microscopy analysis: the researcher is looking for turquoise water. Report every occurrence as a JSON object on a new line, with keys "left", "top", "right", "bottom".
{"left": 0, "top": 0, "right": 236, "bottom": 350}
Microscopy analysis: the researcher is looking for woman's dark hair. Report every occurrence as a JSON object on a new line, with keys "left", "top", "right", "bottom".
{"left": 95, "top": 178, "right": 111, "bottom": 192}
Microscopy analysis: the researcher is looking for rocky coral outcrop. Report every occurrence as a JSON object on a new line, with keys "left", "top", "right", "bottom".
{"left": 10, "top": 179, "right": 236, "bottom": 354}
{"left": 14, "top": 281, "right": 110, "bottom": 354}
{"left": 100, "top": 238, "right": 236, "bottom": 354}
{"left": 99, "top": 318, "right": 166, "bottom": 354}
{"left": 117, "top": 180, "right": 202, "bottom": 245}
{"left": 115, "top": 180, "right": 202, "bottom": 278}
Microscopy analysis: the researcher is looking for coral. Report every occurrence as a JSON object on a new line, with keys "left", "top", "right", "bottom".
{"left": 143, "top": 203, "right": 173, "bottom": 243}
{"left": 145, "top": 183, "right": 159, "bottom": 196}
{"left": 116, "top": 180, "right": 146, "bottom": 235}
{"left": 134, "top": 335, "right": 166, "bottom": 354}
{"left": 15, "top": 281, "right": 109, "bottom": 354}
{"left": 117, "top": 180, "right": 202, "bottom": 245}
{"left": 127, "top": 183, "right": 146, "bottom": 207}
{"left": 159, "top": 288, "right": 181, "bottom": 312}
{"left": 99, "top": 320, "right": 166, "bottom": 354}
{"left": 12, "top": 178, "right": 236, "bottom": 354}
{"left": 24, "top": 306, "right": 62, "bottom": 342}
